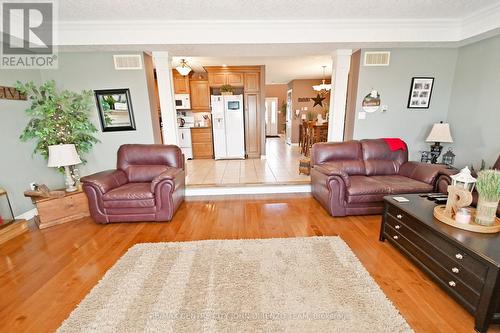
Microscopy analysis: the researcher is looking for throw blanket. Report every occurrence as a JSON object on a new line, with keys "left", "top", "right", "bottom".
{"left": 383, "top": 138, "right": 407, "bottom": 151}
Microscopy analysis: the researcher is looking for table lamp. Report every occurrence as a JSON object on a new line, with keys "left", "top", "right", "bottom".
{"left": 426, "top": 121, "right": 453, "bottom": 164}
{"left": 47, "top": 144, "right": 82, "bottom": 192}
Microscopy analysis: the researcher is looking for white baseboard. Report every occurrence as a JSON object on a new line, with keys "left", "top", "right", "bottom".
{"left": 186, "top": 184, "right": 311, "bottom": 196}
{"left": 15, "top": 208, "right": 38, "bottom": 220}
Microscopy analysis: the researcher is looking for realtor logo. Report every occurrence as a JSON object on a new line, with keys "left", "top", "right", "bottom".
{"left": 1, "top": 0, "right": 57, "bottom": 68}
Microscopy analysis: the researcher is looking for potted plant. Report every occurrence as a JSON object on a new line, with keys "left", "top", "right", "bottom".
{"left": 475, "top": 169, "right": 500, "bottom": 226}
{"left": 220, "top": 84, "right": 234, "bottom": 95}
{"left": 16, "top": 80, "right": 99, "bottom": 165}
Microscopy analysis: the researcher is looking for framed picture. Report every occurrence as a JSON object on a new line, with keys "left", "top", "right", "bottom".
{"left": 407, "top": 77, "right": 434, "bottom": 109}
{"left": 94, "top": 89, "right": 136, "bottom": 132}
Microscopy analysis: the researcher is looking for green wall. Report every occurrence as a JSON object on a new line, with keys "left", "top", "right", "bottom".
{"left": 0, "top": 52, "right": 154, "bottom": 216}
{"left": 446, "top": 35, "right": 500, "bottom": 168}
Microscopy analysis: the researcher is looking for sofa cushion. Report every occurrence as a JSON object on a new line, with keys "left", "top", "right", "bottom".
{"left": 360, "top": 139, "right": 408, "bottom": 176}
{"left": 372, "top": 175, "right": 433, "bottom": 194}
{"left": 312, "top": 141, "right": 363, "bottom": 166}
{"left": 347, "top": 176, "right": 391, "bottom": 203}
{"left": 103, "top": 183, "right": 154, "bottom": 201}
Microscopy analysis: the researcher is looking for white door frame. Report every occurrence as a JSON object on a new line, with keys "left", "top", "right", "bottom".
{"left": 285, "top": 89, "right": 293, "bottom": 144}
{"left": 265, "top": 97, "right": 279, "bottom": 137}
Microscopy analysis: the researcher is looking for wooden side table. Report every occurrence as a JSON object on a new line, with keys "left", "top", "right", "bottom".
{"left": 31, "top": 190, "right": 90, "bottom": 229}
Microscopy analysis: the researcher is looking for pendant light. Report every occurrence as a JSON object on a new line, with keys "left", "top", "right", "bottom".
{"left": 175, "top": 59, "right": 192, "bottom": 76}
{"left": 313, "top": 66, "right": 332, "bottom": 92}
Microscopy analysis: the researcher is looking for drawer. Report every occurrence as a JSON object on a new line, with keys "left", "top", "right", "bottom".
{"left": 386, "top": 215, "right": 485, "bottom": 292}
{"left": 387, "top": 206, "right": 488, "bottom": 281}
{"left": 190, "top": 128, "right": 212, "bottom": 142}
{"left": 385, "top": 224, "right": 480, "bottom": 310}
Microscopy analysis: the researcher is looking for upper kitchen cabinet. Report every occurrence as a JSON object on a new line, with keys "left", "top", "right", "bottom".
{"left": 226, "top": 73, "right": 244, "bottom": 86}
{"left": 208, "top": 73, "right": 226, "bottom": 87}
{"left": 172, "top": 70, "right": 190, "bottom": 94}
{"left": 207, "top": 72, "right": 244, "bottom": 87}
{"left": 244, "top": 73, "right": 260, "bottom": 92}
{"left": 189, "top": 79, "right": 211, "bottom": 112}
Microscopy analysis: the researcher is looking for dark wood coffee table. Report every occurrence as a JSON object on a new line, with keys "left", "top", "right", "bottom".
{"left": 380, "top": 194, "right": 500, "bottom": 333}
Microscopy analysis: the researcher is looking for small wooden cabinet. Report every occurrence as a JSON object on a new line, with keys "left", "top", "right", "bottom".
{"left": 32, "top": 190, "right": 89, "bottom": 229}
{"left": 191, "top": 127, "right": 214, "bottom": 159}
{"left": 189, "top": 79, "right": 211, "bottom": 112}
{"left": 244, "top": 73, "right": 260, "bottom": 92}
{"left": 208, "top": 72, "right": 244, "bottom": 87}
{"left": 172, "top": 70, "right": 190, "bottom": 94}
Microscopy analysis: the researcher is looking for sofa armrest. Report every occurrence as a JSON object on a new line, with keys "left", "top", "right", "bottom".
{"left": 81, "top": 169, "right": 128, "bottom": 194}
{"left": 399, "top": 162, "right": 452, "bottom": 185}
{"left": 151, "top": 167, "right": 183, "bottom": 193}
{"left": 313, "top": 163, "right": 351, "bottom": 187}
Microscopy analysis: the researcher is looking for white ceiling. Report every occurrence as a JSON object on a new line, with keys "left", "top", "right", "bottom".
{"left": 172, "top": 56, "right": 333, "bottom": 84}
{"left": 59, "top": 0, "right": 496, "bottom": 20}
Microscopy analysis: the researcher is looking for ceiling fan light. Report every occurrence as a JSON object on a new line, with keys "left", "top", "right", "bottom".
{"left": 175, "top": 59, "right": 192, "bottom": 76}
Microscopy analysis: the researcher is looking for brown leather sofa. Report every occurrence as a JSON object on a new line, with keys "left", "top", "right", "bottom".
{"left": 81, "top": 144, "right": 185, "bottom": 223}
{"left": 311, "top": 139, "right": 450, "bottom": 216}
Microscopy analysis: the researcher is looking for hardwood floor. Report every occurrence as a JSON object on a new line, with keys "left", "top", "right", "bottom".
{"left": 0, "top": 194, "right": 497, "bottom": 332}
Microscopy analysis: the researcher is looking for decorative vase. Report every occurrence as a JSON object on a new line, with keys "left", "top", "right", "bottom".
{"left": 475, "top": 196, "right": 499, "bottom": 226}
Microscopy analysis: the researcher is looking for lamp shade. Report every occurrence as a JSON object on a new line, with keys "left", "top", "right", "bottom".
{"left": 47, "top": 144, "right": 82, "bottom": 167}
{"left": 426, "top": 122, "right": 453, "bottom": 143}
{"left": 175, "top": 59, "right": 192, "bottom": 76}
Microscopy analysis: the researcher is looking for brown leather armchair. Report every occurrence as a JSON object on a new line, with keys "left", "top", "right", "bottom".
{"left": 311, "top": 139, "right": 450, "bottom": 217}
{"left": 81, "top": 144, "right": 185, "bottom": 223}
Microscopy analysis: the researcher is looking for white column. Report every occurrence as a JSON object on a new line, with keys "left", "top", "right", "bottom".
{"left": 328, "top": 49, "right": 352, "bottom": 142}
{"left": 152, "top": 51, "right": 179, "bottom": 145}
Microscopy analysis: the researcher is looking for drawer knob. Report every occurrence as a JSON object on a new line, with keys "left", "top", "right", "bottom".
{"left": 395, "top": 225, "right": 401, "bottom": 229}
{"left": 396, "top": 214, "right": 403, "bottom": 219}
{"left": 448, "top": 281, "right": 456, "bottom": 287}
{"left": 393, "top": 235, "right": 399, "bottom": 240}
{"left": 451, "top": 267, "right": 459, "bottom": 274}
{"left": 455, "top": 253, "right": 463, "bottom": 260}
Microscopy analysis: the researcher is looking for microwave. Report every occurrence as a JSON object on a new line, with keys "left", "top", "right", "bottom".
{"left": 174, "top": 94, "right": 191, "bottom": 110}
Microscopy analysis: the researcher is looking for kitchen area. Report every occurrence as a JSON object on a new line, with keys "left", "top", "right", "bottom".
{"left": 171, "top": 63, "right": 264, "bottom": 161}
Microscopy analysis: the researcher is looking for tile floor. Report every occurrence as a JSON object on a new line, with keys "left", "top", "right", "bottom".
{"left": 185, "top": 136, "right": 310, "bottom": 186}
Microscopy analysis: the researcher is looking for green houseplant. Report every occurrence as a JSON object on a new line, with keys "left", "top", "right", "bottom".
{"left": 16, "top": 80, "right": 99, "bottom": 163}
{"left": 220, "top": 84, "right": 234, "bottom": 95}
{"left": 475, "top": 169, "right": 500, "bottom": 226}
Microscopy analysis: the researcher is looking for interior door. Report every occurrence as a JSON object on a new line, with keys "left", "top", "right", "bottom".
{"left": 285, "top": 89, "right": 292, "bottom": 144}
{"left": 265, "top": 97, "right": 278, "bottom": 136}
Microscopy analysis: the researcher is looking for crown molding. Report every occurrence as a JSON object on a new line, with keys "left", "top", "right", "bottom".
{"left": 55, "top": 9, "right": 500, "bottom": 48}
{"left": 56, "top": 18, "right": 461, "bottom": 46}
{"left": 460, "top": 2, "right": 500, "bottom": 40}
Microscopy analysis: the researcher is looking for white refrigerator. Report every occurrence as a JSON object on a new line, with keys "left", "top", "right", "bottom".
{"left": 211, "top": 95, "right": 245, "bottom": 159}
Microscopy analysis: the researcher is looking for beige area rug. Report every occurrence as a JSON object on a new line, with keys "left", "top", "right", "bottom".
{"left": 57, "top": 237, "right": 412, "bottom": 332}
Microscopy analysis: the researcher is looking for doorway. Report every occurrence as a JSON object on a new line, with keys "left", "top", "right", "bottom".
{"left": 265, "top": 97, "right": 279, "bottom": 137}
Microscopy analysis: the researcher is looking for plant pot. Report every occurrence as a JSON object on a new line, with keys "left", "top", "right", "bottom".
{"left": 475, "top": 196, "right": 499, "bottom": 226}
{"left": 221, "top": 91, "right": 233, "bottom": 95}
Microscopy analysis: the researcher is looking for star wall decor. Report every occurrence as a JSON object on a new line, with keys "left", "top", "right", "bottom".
{"left": 311, "top": 94, "right": 326, "bottom": 107}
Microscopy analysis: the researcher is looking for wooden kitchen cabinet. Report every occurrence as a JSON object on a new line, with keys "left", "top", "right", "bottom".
{"left": 244, "top": 93, "right": 260, "bottom": 158}
{"left": 226, "top": 73, "right": 244, "bottom": 86}
{"left": 208, "top": 73, "right": 226, "bottom": 87}
{"left": 189, "top": 79, "right": 211, "bottom": 112}
{"left": 191, "top": 127, "right": 214, "bottom": 159}
{"left": 244, "top": 73, "right": 260, "bottom": 92}
{"left": 172, "top": 70, "right": 190, "bottom": 94}
{"left": 208, "top": 72, "right": 244, "bottom": 87}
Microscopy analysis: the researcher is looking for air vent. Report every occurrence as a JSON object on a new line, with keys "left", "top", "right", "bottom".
{"left": 113, "top": 55, "right": 143, "bottom": 70}
{"left": 363, "top": 51, "right": 390, "bottom": 66}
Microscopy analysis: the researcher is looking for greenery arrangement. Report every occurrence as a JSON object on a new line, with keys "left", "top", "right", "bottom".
{"left": 16, "top": 80, "right": 99, "bottom": 162}
{"left": 476, "top": 170, "right": 500, "bottom": 202}
{"left": 220, "top": 84, "right": 234, "bottom": 93}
